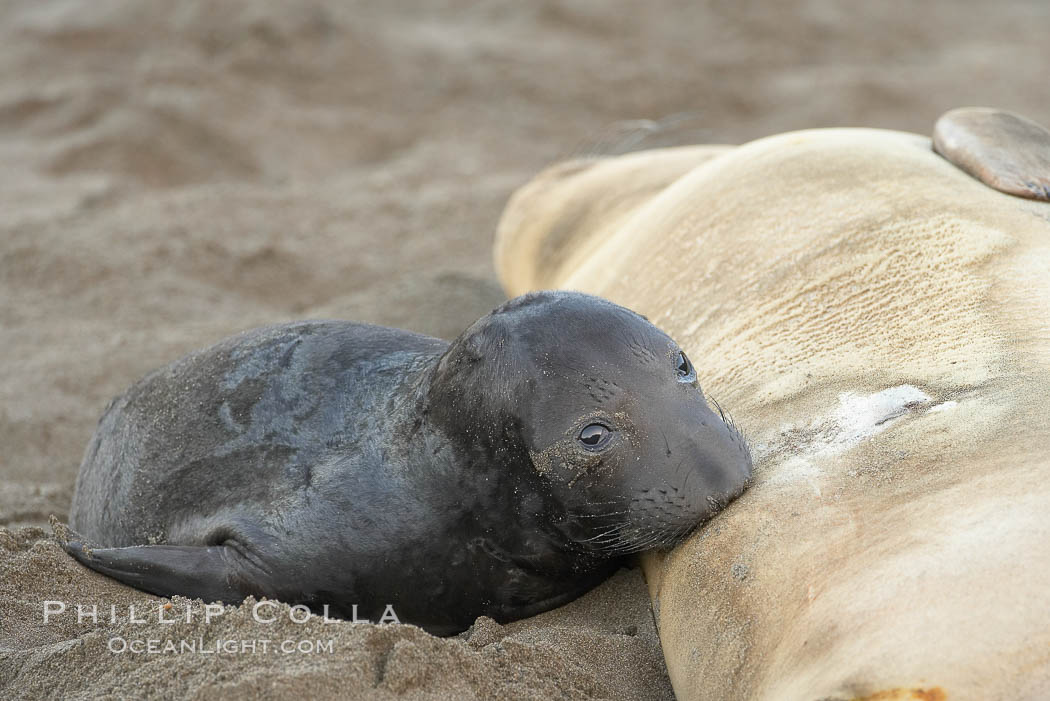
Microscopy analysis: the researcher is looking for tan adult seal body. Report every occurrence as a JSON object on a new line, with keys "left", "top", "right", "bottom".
{"left": 496, "top": 119, "right": 1050, "bottom": 698}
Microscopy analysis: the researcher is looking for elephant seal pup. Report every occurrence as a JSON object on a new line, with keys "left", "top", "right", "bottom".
{"left": 933, "top": 106, "right": 1050, "bottom": 201}
{"left": 64, "top": 290, "right": 752, "bottom": 636}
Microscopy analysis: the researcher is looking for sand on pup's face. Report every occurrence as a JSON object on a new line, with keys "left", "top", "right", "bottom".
{"left": 495, "top": 127, "right": 1050, "bottom": 701}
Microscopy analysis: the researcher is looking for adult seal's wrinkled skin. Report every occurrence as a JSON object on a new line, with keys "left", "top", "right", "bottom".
{"left": 64, "top": 291, "right": 752, "bottom": 635}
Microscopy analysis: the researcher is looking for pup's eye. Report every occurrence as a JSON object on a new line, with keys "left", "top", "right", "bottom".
{"left": 675, "top": 351, "right": 695, "bottom": 381}
{"left": 578, "top": 423, "right": 612, "bottom": 450}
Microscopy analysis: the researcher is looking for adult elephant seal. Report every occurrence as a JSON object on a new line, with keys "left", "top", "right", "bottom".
{"left": 64, "top": 291, "right": 752, "bottom": 636}
{"left": 495, "top": 111, "right": 1050, "bottom": 699}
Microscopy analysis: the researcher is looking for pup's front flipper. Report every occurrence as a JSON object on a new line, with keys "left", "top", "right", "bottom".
{"left": 61, "top": 539, "right": 273, "bottom": 605}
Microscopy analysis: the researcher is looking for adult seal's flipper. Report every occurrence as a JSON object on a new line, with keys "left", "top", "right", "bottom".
{"left": 933, "top": 106, "right": 1050, "bottom": 201}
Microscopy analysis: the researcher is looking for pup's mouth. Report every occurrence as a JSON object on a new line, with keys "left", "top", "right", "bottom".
{"left": 567, "top": 395, "right": 753, "bottom": 558}
{"left": 576, "top": 514, "right": 709, "bottom": 556}
{"left": 574, "top": 483, "right": 747, "bottom": 556}
{"left": 576, "top": 423, "right": 753, "bottom": 557}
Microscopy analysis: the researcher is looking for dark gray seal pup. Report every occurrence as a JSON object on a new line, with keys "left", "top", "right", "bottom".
{"left": 64, "top": 291, "right": 752, "bottom": 636}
